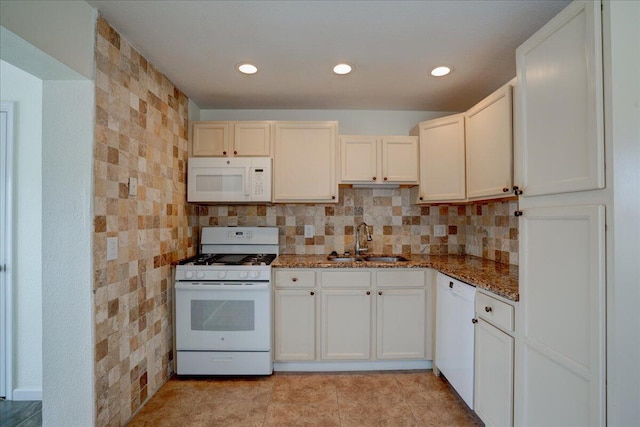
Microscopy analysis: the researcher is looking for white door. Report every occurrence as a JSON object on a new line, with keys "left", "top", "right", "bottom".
{"left": 0, "top": 103, "right": 14, "bottom": 399}
{"left": 274, "top": 289, "right": 316, "bottom": 361}
{"left": 340, "top": 135, "right": 378, "bottom": 183}
{"left": 516, "top": 205, "right": 605, "bottom": 426}
{"left": 381, "top": 136, "right": 419, "bottom": 183}
{"left": 321, "top": 289, "right": 371, "bottom": 360}
{"left": 516, "top": 0, "right": 604, "bottom": 196}
{"left": 376, "top": 288, "right": 425, "bottom": 359}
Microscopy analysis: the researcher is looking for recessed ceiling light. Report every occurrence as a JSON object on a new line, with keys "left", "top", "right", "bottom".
{"left": 333, "top": 63, "right": 353, "bottom": 75}
{"left": 431, "top": 66, "right": 452, "bottom": 77}
{"left": 237, "top": 63, "right": 258, "bottom": 75}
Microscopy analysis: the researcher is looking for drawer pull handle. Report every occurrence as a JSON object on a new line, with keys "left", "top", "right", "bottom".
{"left": 485, "top": 306, "right": 493, "bottom": 312}
{"left": 472, "top": 318, "right": 478, "bottom": 324}
{"left": 310, "top": 291, "right": 315, "bottom": 296}
{"left": 291, "top": 277, "right": 298, "bottom": 282}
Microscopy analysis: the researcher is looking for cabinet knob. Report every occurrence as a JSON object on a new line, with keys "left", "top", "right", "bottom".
{"left": 503, "top": 187, "right": 510, "bottom": 193}
{"left": 310, "top": 291, "right": 315, "bottom": 296}
{"left": 514, "top": 210, "right": 523, "bottom": 217}
{"left": 378, "top": 291, "right": 382, "bottom": 295}
{"left": 472, "top": 318, "right": 478, "bottom": 324}
{"left": 234, "top": 150, "right": 238, "bottom": 155}
{"left": 373, "top": 176, "right": 377, "bottom": 181}
{"left": 292, "top": 277, "right": 298, "bottom": 282}
{"left": 332, "top": 195, "right": 336, "bottom": 200}
{"left": 383, "top": 177, "right": 388, "bottom": 181}
{"left": 449, "top": 281, "right": 454, "bottom": 289}
{"left": 223, "top": 151, "right": 227, "bottom": 155}
{"left": 419, "top": 196, "right": 424, "bottom": 201}
{"left": 485, "top": 306, "right": 493, "bottom": 312}
{"left": 366, "top": 291, "right": 371, "bottom": 295}
{"left": 513, "top": 186, "right": 523, "bottom": 196}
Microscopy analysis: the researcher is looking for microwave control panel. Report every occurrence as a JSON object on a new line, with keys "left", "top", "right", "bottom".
{"left": 253, "top": 168, "right": 265, "bottom": 196}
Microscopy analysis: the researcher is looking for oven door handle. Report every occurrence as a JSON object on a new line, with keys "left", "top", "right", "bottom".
{"left": 175, "top": 282, "right": 270, "bottom": 291}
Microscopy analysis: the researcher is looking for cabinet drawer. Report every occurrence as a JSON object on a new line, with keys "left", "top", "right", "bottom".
{"left": 376, "top": 270, "right": 425, "bottom": 287}
{"left": 320, "top": 271, "right": 371, "bottom": 289}
{"left": 476, "top": 292, "right": 514, "bottom": 332}
{"left": 274, "top": 270, "right": 315, "bottom": 288}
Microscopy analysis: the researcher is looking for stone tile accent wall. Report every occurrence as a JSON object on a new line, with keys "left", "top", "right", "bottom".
{"left": 93, "top": 17, "right": 199, "bottom": 427}
{"left": 199, "top": 188, "right": 519, "bottom": 264}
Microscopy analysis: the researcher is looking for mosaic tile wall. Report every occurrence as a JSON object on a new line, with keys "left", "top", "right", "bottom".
{"left": 199, "top": 188, "right": 519, "bottom": 265}
{"left": 93, "top": 17, "right": 199, "bottom": 427}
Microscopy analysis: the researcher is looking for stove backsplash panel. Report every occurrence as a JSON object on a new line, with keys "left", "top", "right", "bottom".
{"left": 197, "top": 187, "right": 519, "bottom": 265}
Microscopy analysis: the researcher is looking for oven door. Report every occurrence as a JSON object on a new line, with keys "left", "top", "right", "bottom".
{"left": 175, "top": 282, "right": 271, "bottom": 351}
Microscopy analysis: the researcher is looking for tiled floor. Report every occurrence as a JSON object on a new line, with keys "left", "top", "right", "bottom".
{"left": 127, "top": 370, "right": 483, "bottom": 426}
{"left": 0, "top": 399, "right": 42, "bottom": 427}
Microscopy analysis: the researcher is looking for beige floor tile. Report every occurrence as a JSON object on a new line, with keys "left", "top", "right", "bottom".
{"left": 335, "top": 372, "right": 404, "bottom": 404}
{"left": 409, "top": 399, "right": 482, "bottom": 427}
{"left": 339, "top": 400, "right": 418, "bottom": 427}
{"left": 271, "top": 374, "right": 338, "bottom": 405}
{"left": 264, "top": 403, "right": 341, "bottom": 427}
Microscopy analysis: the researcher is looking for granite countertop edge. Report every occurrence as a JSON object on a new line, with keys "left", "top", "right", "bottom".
{"left": 272, "top": 254, "right": 519, "bottom": 302}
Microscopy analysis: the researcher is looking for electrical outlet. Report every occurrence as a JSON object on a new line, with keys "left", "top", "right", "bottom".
{"left": 128, "top": 177, "right": 138, "bottom": 196}
{"left": 304, "top": 225, "right": 315, "bottom": 238}
{"left": 106, "top": 237, "right": 118, "bottom": 261}
{"left": 434, "top": 225, "right": 447, "bottom": 237}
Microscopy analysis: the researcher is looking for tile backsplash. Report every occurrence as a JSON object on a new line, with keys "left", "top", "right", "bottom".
{"left": 199, "top": 187, "right": 519, "bottom": 265}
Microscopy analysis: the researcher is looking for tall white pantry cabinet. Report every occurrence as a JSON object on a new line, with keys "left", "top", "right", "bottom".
{"left": 515, "top": 1, "right": 608, "bottom": 426}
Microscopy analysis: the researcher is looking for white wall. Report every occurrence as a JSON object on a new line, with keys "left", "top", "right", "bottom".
{"left": 0, "top": 60, "right": 43, "bottom": 400}
{"left": 0, "top": 1, "right": 95, "bottom": 79}
{"left": 41, "top": 79, "right": 95, "bottom": 427}
{"left": 199, "top": 109, "right": 454, "bottom": 135}
{"left": 607, "top": 1, "right": 640, "bottom": 425}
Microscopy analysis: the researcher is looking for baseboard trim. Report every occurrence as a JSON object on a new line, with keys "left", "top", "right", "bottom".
{"left": 12, "top": 388, "right": 43, "bottom": 401}
{"left": 273, "top": 360, "right": 432, "bottom": 372}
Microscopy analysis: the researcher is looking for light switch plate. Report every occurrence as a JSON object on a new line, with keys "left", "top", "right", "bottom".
{"left": 434, "top": 225, "right": 447, "bottom": 237}
{"left": 304, "top": 225, "right": 315, "bottom": 238}
{"left": 106, "top": 237, "right": 118, "bottom": 261}
{"left": 128, "top": 177, "right": 138, "bottom": 196}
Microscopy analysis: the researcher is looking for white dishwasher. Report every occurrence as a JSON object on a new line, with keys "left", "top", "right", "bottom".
{"left": 435, "top": 272, "right": 476, "bottom": 409}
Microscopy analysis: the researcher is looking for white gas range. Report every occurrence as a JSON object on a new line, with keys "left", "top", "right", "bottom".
{"left": 174, "top": 226, "right": 279, "bottom": 376}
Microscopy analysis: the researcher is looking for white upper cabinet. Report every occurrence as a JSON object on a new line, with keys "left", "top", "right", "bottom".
{"left": 340, "top": 135, "right": 418, "bottom": 184}
{"left": 466, "top": 82, "right": 514, "bottom": 200}
{"left": 412, "top": 114, "right": 466, "bottom": 203}
{"left": 190, "top": 121, "right": 272, "bottom": 157}
{"left": 273, "top": 121, "right": 338, "bottom": 203}
{"left": 516, "top": 0, "right": 604, "bottom": 196}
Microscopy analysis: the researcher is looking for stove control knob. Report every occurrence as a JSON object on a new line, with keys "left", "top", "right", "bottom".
{"left": 196, "top": 271, "right": 205, "bottom": 280}
{"left": 185, "top": 271, "right": 194, "bottom": 279}
{"left": 218, "top": 271, "right": 227, "bottom": 279}
{"left": 249, "top": 271, "right": 260, "bottom": 279}
{"left": 239, "top": 271, "right": 249, "bottom": 279}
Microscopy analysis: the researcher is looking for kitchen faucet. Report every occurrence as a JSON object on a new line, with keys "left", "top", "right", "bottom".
{"left": 355, "top": 222, "right": 373, "bottom": 255}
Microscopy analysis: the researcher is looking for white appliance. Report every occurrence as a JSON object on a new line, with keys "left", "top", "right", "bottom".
{"left": 187, "top": 157, "right": 271, "bottom": 203}
{"left": 175, "top": 226, "right": 278, "bottom": 375}
{"left": 435, "top": 272, "right": 477, "bottom": 409}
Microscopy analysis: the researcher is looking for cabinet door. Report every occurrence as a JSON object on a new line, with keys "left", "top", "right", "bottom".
{"left": 321, "top": 289, "right": 371, "bottom": 360}
{"left": 340, "top": 135, "right": 378, "bottom": 183}
{"left": 381, "top": 136, "right": 419, "bottom": 184}
{"left": 376, "top": 288, "right": 425, "bottom": 359}
{"left": 516, "top": 205, "right": 605, "bottom": 426}
{"left": 274, "top": 122, "right": 338, "bottom": 202}
{"left": 475, "top": 319, "right": 514, "bottom": 427}
{"left": 233, "top": 122, "right": 271, "bottom": 157}
{"left": 416, "top": 114, "right": 466, "bottom": 202}
{"left": 466, "top": 83, "right": 513, "bottom": 200}
{"left": 274, "top": 289, "right": 316, "bottom": 361}
{"left": 516, "top": 0, "right": 604, "bottom": 196}
{"left": 191, "top": 122, "right": 230, "bottom": 156}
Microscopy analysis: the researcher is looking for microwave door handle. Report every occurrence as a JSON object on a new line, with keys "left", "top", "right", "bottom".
{"left": 245, "top": 168, "right": 251, "bottom": 197}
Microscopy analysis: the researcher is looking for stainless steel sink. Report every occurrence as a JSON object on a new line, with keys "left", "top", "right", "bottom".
{"left": 326, "top": 256, "right": 363, "bottom": 262}
{"left": 363, "top": 256, "right": 409, "bottom": 262}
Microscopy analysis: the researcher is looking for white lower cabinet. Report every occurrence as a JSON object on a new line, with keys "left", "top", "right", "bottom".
{"left": 474, "top": 290, "right": 516, "bottom": 427}
{"left": 321, "top": 289, "right": 371, "bottom": 360}
{"left": 376, "top": 288, "right": 425, "bottom": 359}
{"left": 274, "top": 289, "right": 316, "bottom": 361}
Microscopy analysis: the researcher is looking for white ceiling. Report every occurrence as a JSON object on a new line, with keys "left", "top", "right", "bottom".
{"left": 86, "top": 0, "right": 570, "bottom": 111}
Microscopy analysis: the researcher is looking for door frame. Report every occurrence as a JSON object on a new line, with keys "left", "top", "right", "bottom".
{"left": 0, "top": 102, "right": 15, "bottom": 400}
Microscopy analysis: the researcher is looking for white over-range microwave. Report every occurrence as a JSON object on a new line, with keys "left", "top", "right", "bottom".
{"left": 187, "top": 157, "right": 272, "bottom": 203}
